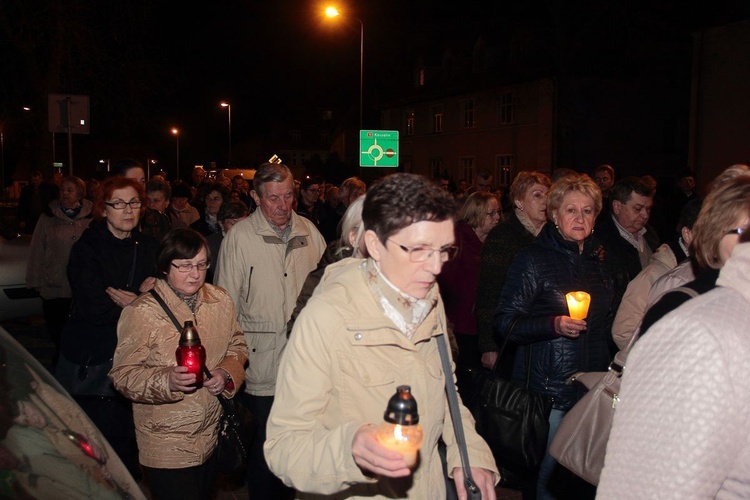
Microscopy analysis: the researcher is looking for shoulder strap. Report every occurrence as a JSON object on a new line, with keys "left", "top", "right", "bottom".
{"left": 436, "top": 333, "right": 482, "bottom": 499}
{"left": 149, "top": 289, "right": 181, "bottom": 331}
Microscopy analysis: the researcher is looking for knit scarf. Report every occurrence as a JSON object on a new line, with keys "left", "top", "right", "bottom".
{"left": 362, "top": 258, "right": 438, "bottom": 340}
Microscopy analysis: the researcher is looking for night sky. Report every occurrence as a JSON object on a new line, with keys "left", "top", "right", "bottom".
{"left": 2, "top": 0, "right": 749, "bottom": 180}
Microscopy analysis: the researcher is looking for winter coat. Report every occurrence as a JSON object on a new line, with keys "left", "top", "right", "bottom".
{"left": 61, "top": 219, "right": 158, "bottom": 365}
{"left": 493, "top": 222, "right": 616, "bottom": 411}
{"left": 110, "top": 279, "right": 248, "bottom": 469}
{"left": 475, "top": 212, "right": 539, "bottom": 353}
{"left": 438, "top": 222, "right": 482, "bottom": 335}
{"left": 215, "top": 209, "right": 326, "bottom": 396}
{"left": 264, "top": 258, "right": 499, "bottom": 499}
{"left": 611, "top": 241, "right": 686, "bottom": 350}
{"left": 598, "top": 243, "right": 750, "bottom": 499}
{"left": 26, "top": 200, "right": 93, "bottom": 299}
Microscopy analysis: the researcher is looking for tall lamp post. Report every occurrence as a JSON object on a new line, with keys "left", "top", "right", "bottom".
{"left": 220, "top": 102, "right": 232, "bottom": 167}
{"left": 325, "top": 6, "right": 364, "bottom": 130}
{"left": 171, "top": 128, "right": 180, "bottom": 181}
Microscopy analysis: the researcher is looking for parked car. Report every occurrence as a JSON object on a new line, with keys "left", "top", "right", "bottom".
{"left": 0, "top": 223, "right": 42, "bottom": 321}
{"left": 0, "top": 323, "right": 145, "bottom": 498}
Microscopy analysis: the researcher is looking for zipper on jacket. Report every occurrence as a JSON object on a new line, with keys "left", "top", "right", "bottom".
{"left": 245, "top": 266, "right": 253, "bottom": 302}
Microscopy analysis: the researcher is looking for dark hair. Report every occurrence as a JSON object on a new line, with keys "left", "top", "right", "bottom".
{"left": 199, "top": 182, "right": 229, "bottom": 203}
{"left": 93, "top": 177, "right": 145, "bottom": 222}
{"left": 112, "top": 158, "right": 145, "bottom": 177}
{"left": 171, "top": 180, "right": 192, "bottom": 199}
{"left": 676, "top": 197, "right": 703, "bottom": 233}
{"left": 300, "top": 175, "right": 324, "bottom": 190}
{"left": 218, "top": 200, "right": 249, "bottom": 221}
{"left": 146, "top": 178, "right": 172, "bottom": 199}
{"left": 363, "top": 173, "right": 458, "bottom": 243}
{"left": 156, "top": 228, "right": 211, "bottom": 277}
{"left": 610, "top": 176, "right": 654, "bottom": 205}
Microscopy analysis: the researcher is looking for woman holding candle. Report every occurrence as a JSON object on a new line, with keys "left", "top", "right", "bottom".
{"left": 493, "top": 173, "right": 615, "bottom": 499}
{"left": 265, "top": 173, "right": 499, "bottom": 499}
{"left": 110, "top": 228, "right": 248, "bottom": 500}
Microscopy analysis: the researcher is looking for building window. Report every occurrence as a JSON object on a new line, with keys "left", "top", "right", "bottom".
{"left": 495, "top": 155, "right": 514, "bottom": 185}
{"left": 431, "top": 105, "right": 443, "bottom": 133}
{"left": 406, "top": 110, "right": 415, "bottom": 136}
{"left": 498, "top": 92, "right": 514, "bottom": 124}
{"left": 460, "top": 157, "right": 475, "bottom": 183}
{"left": 462, "top": 100, "right": 475, "bottom": 128}
{"left": 291, "top": 129, "right": 301, "bottom": 142}
{"left": 430, "top": 158, "right": 443, "bottom": 179}
{"left": 418, "top": 68, "right": 425, "bottom": 87}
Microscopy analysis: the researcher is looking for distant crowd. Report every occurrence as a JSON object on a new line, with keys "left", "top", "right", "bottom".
{"left": 10, "top": 158, "right": 750, "bottom": 500}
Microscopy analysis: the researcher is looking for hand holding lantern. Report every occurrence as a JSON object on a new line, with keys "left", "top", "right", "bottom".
{"left": 375, "top": 385, "right": 424, "bottom": 469}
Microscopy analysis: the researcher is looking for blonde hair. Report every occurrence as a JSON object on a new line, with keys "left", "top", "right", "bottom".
{"left": 692, "top": 174, "right": 750, "bottom": 269}
{"left": 546, "top": 173, "right": 602, "bottom": 219}
{"left": 459, "top": 191, "right": 498, "bottom": 228}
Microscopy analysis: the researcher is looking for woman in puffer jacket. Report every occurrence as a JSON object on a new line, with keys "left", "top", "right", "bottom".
{"left": 494, "top": 173, "right": 615, "bottom": 500}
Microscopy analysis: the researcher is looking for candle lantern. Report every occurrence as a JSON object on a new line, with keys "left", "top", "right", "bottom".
{"left": 566, "top": 291, "right": 591, "bottom": 320}
{"left": 375, "top": 385, "right": 424, "bottom": 468}
{"left": 175, "top": 320, "right": 206, "bottom": 388}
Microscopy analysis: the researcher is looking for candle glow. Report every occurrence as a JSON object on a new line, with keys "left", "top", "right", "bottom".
{"left": 566, "top": 291, "right": 591, "bottom": 320}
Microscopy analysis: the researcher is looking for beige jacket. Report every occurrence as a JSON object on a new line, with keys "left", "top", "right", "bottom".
{"left": 215, "top": 209, "right": 325, "bottom": 396}
{"left": 265, "top": 258, "right": 499, "bottom": 498}
{"left": 611, "top": 243, "right": 680, "bottom": 350}
{"left": 26, "top": 200, "right": 93, "bottom": 299}
{"left": 110, "top": 279, "right": 248, "bottom": 469}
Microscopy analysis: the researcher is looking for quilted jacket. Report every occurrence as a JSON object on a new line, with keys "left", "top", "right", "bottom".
{"left": 493, "top": 222, "right": 616, "bottom": 411}
{"left": 111, "top": 279, "right": 248, "bottom": 469}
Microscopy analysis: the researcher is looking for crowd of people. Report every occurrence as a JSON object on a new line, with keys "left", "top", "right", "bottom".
{"left": 11, "top": 158, "right": 750, "bottom": 499}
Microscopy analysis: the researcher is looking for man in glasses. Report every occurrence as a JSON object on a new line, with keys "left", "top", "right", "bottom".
{"left": 296, "top": 175, "right": 329, "bottom": 239}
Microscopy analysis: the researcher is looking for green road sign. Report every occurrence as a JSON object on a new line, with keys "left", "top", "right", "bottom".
{"left": 360, "top": 130, "right": 399, "bottom": 167}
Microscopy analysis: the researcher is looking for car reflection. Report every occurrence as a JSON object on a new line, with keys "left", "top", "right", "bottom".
{"left": 0, "top": 325, "right": 144, "bottom": 499}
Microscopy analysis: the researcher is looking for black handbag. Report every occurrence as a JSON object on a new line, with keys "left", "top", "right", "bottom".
{"left": 149, "top": 289, "right": 254, "bottom": 474}
{"left": 202, "top": 366, "right": 255, "bottom": 474}
{"left": 466, "top": 318, "right": 553, "bottom": 474}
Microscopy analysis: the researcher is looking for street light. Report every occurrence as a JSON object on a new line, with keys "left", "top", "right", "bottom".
{"left": 325, "top": 6, "right": 364, "bottom": 130}
{"left": 171, "top": 128, "right": 180, "bottom": 180}
{"left": 220, "top": 102, "right": 232, "bottom": 167}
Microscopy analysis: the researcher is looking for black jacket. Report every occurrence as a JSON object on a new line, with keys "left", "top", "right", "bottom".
{"left": 61, "top": 219, "right": 158, "bottom": 364}
{"left": 493, "top": 222, "right": 616, "bottom": 410}
{"left": 594, "top": 213, "right": 660, "bottom": 304}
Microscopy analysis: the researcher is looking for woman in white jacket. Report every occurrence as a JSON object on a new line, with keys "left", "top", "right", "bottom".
{"left": 598, "top": 228, "right": 750, "bottom": 498}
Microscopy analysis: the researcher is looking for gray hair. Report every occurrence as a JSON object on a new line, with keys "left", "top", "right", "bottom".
{"left": 253, "top": 163, "right": 293, "bottom": 197}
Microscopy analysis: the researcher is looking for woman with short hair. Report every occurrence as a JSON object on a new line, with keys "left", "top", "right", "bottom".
{"left": 111, "top": 228, "right": 248, "bottom": 500}
{"left": 494, "top": 173, "right": 615, "bottom": 499}
{"left": 265, "top": 173, "right": 499, "bottom": 499}
{"left": 26, "top": 175, "right": 93, "bottom": 366}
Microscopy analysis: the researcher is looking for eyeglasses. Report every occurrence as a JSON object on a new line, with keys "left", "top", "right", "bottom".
{"left": 104, "top": 200, "right": 142, "bottom": 210}
{"left": 306, "top": 187, "right": 323, "bottom": 193}
{"left": 388, "top": 240, "right": 459, "bottom": 262}
{"left": 171, "top": 262, "right": 210, "bottom": 273}
{"left": 726, "top": 227, "right": 748, "bottom": 236}
{"left": 486, "top": 210, "right": 501, "bottom": 217}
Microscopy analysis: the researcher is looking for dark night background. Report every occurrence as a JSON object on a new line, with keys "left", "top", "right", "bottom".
{"left": 1, "top": 0, "right": 749, "bottom": 182}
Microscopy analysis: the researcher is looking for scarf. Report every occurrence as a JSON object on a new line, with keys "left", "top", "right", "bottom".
{"left": 363, "top": 258, "right": 438, "bottom": 340}
{"left": 515, "top": 207, "right": 545, "bottom": 236}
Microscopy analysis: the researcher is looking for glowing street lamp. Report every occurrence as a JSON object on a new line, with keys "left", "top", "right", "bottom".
{"left": 171, "top": 128, "right": 180, "bottom": 180}
{"left": 220, "top": 102, "right": 232, "bottom": 167}
{"left": 324, "top": 5, "right": 364, "bottom": 130}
